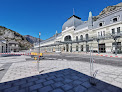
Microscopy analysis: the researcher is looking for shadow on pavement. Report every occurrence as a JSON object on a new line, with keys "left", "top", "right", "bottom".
{"left": 0, "top": 68, "right": 122, "bottom": 92}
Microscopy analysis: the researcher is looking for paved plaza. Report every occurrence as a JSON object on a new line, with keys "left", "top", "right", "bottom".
{"left": 0, "top": 55, "right": 122, "bottom": 92}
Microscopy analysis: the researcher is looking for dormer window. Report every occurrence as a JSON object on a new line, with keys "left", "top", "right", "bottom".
{"left": 99, "top": 23, "right": 103, "bottom": 27}
{"left": 99, "top": 21, "right": 104, "bottom": 27}
{"left": 113, "top": 18, "right": 117, "bottom": 22}
{"left": 110, "top": 15, "right": 120, "bottom": 23}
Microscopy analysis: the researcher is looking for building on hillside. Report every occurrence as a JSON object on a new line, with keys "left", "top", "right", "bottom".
{"left": 0, "top": 38, "right": 19, "bottom": 53}
{"left": 0, "top": 37, "right": 7, "bottom": 53}
{"left": 34, "top": 4, "right": 122, "bottom": 55}
{"left": 8, "top": 40, "right": 19, "bottom": 52}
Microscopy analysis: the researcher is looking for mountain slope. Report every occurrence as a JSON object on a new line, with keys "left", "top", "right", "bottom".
{"left": 24, "top": 35, "right": 42, "bottom": 44}
{"left": 0, "top": 26, "right": 32, "bottom": 50}
{"left": 93, "top": 2, "right": 122, "bottom": 21}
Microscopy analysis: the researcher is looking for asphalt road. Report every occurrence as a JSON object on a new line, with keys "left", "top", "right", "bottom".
{"left": 43, "top": 53, "right": 122, "bottom": 67}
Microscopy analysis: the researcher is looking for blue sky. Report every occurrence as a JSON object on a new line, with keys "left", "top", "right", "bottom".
{"left": 0, "top": 0, "right": 121, "bottom": 40}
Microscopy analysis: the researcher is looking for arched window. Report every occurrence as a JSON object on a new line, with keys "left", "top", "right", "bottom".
{"left": 64, "top": 35, "right": 72, "bottom": 41}
{"left": 80, "top": 35, "right": 83, "bottom": 40}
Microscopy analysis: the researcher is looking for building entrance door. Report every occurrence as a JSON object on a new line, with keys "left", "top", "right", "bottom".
{"left": 70, "top": 45, "right": 72, "bottom": 52}
{"left": 66, "top": 44, "right": 69, "bottom": 52}
{"left": 86, "top": 45, "right": 89, "bottom": 52}
{"left": 112, "top": 42, "right": 121, "bottom": 54}
{"left": 99, "top": 43, "right": 106, "bottom": 53}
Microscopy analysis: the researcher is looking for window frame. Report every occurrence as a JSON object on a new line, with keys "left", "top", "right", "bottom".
{"left": 76, "top": 36, "right": 78, "bottom": 41}
{"left": 112, "top": 28, "right": 115, "bottom": 34}
{"left": 80, "top": 35, "right": 83, "bottom": 40}
{"left": 117, "top": 27, "right": 120, "bottom": 34}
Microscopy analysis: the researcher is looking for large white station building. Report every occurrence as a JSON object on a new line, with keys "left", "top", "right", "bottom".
{"left": 34, "top": 3, "right": 122, "bottom": 55}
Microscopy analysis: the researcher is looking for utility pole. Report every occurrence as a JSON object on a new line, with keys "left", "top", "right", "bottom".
{"left": 97, "top": 39, "right": 100, "bottom": 54}
{"left": 37, "top": 32, "right": 41, "bottom": 73}
{"left": 114, "top": 38, "right": 117, "bottom": 55}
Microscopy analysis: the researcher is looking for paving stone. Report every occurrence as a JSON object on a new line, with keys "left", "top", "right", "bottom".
{"left": 51, "top": 88, "right": 64, "bottom": 92}
{"left": 17, "top": 89, "right": 26, "bottom": 92}
{"left": 61, "top": 84, "right": 73, "bottom": 91}
{"left": 39, "top": 74, "right": 49, "bottom": 79}
{"left": 31, "top": 91, "right": 38, "bottom": 92}
{"left": 51, "top": 82, "right": 64, "bottom": 88}
{"left": 82, "top": 81, "right": 92, "bottom": 88}
{"left": 107, "top": 85, "right": 122, "bottom": 92}
{"left": 72, "top": 80, "right": 82, "bottom": 86}
{"left": 53, "top": 77, "right": 64, "bottom": 82}
{"left": 62, "top": 72, "right": 71, "bottom": 75}
{"left": 35, "top": 79, "right": 46, "bottom": 84}
{"left": 39, "top": 86, "right": 53, "bottom": 92}
{"left": 47, "top": 72, "right": 57, "bottom": 76}
{"left": 71, "top": 76, "right": 80, "bottom": 80}
{"left": 5, "top": 80, "right": 19, "bottom": 85}
{"left": 27, "top": 77, "right": 38, "bottom": 82}
{"left": 55, "top": 74, "right": 64, "bottom": 77}
{"left": 63, "top": 78, "right": 72, "bottom": 84}
{"left": 73, "top": 85, "right": 87, "bottom": 92}
{"left": 46, "top": 76, "right": 56, "bottom": 80}
{"left": 0, "top": 84, "right": 11, "bottom": 90}
{"left": 29, "top": 83, "right": 43, "bottom": 91}
{"left": 79, "top": 77, "right": 89, "bottom": 82}
{"left": 66, "top": 90, "right": 74, "bottom": 92}
{"left": 43, "top": 80, "right": 54, "bottom": 86}
{"left": 63, "top": 75, "right": 72, "bottom": 79}
{"left": 14, "top": 80, "right": 26, "bottom": 86}
{"left": 102, "top": 89, "right": 111, "bottom": 92}
{"left": 77, "top": 73, "right": 87, "bottom": 78}
{"left": 0, "top": 83, "right": 5, "bottom": 86}
{"left": 21, "top": 82, "right": 34, "bottom": 88}
{"left": 4, "top": 86, "right": 19, "bottom": 92}
{"left": 94, "top": 81, "right": 109, "bottom": 91}
{"left": 1, "top": 68, "right": 122, "bottom": 92}
{"left": 86, "top": 87, "right": 101, "bottom": 92}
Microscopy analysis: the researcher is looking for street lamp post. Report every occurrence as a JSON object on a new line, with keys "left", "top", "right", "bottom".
{"left": 37, "top": 32, "right": 41, "bottom": 73}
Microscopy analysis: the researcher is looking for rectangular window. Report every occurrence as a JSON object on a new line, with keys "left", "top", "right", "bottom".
{"left": 76, "top": 46, "right": 78, "bottom": 51}
{"left": 81, "top": 45, "right": 83, "bottom": 51}
{"left": 101, "top": 31, "right": 102, "bottom": 36}
{"left": 76, "top": 36, "right": 78, "bottom": 41}
{"left": 112, "top": 28, "right": 115, "bottom": 34}
{"left": 86, "top": 34, "right": 89, "bottom": 40}
{"left": 98, "top": 32, "right": 100, "bottom": 37}
{"left": 103, "top": 31, "right": 105, "bottom": 36}
{"left": 117, "top": 27, "right": 120, "bottom": 34}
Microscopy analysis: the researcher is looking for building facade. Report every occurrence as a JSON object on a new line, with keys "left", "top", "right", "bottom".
{"left": 0, "top": 38, "right": 19, "bottom": 53}
{"left": 34, "top": 6, "right": 122, "bottom": 55}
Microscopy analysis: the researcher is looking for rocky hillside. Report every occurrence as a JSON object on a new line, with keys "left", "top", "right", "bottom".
{"left": 24, "top": 35, "right": 42, "bottom": 44}
{"left": 0, "top": 26, "right": 33, "bottom": 50}
{"left": 93, "top": 2, "right": 122, "bottom": 21}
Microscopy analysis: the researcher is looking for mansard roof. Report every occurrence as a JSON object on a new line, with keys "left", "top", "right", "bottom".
{"left": 62, "top": 15, "right": 83, "bottom": 31}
